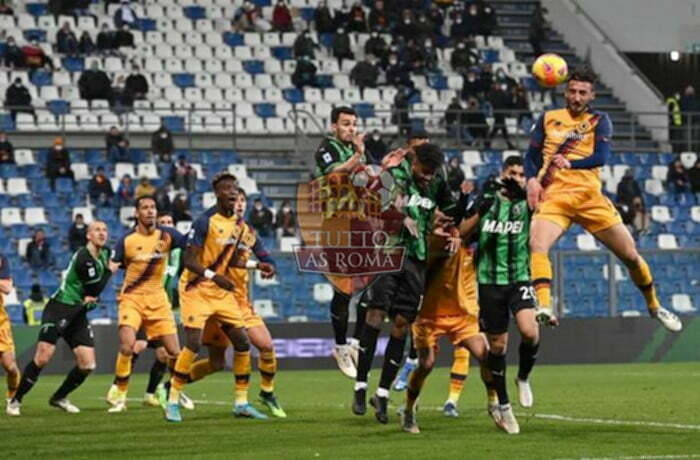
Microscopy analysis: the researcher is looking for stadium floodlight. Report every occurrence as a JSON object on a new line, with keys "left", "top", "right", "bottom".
{"left": 670, "top": 50, "right": 680, "bottom": 61}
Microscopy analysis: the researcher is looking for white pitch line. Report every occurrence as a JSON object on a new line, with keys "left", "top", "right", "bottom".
{"left": 532, "top": 413, "right": 700, "bottom": 431}
{"left": 571, "top": 455, "right": 700, "bottom": 460}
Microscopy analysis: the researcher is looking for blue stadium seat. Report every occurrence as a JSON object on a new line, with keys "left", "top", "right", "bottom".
{"left": 428, "top": 75, "right": 447, "bottom": 90}
{"left": 243, "top": 60, "right": 265, "bottom": 74}
{"left": 0, "top": 164, "right": 18, "bottom": 178}
{"left": 408, "top": 91, "right": 421, "bottom": 104}
{"left": 26, "top": 3, "right": 48, "bottom": 16}
{"left": 223, "top": 32, "right": 244, "bottom": 47}
{"left": 136, "top": 17, "right": 156, "bottom": 31}
{"left": 0, "top": 114, "right": 15, "bottom": 131}
{"left": 254, "top": 103, "right": 277, "bottom": 118}
{"left": 7, "top": 306, "right": 24, "bottom": 324}
{"left": 353, "top": 103, "right": 375, "bottom": 119}
{"left": 271, "top": 46, "right": 293, "bottom": 60}
{"left": 183, "top": 6, "right": 206, "bottom": 19}
{"left": 30, "top": 70, "right": 52, "bottom": 87}
{"left": 172, "top": 73, "right": 195, "bottom": 88}
{"left": 23, "top": 29, "right": 47, "bottom": 42}
{"left": 315, "top": 74, "right": 334, "bottom": 88}
{"left": 47, "top": 100, "right": 70, "bottom": 115}
{"left": 13, "top": 270, "right": 34, "bottom": 289}
{"left": 299, "top": 7, "right": 315, "bottom": 22}
{"left": 162, "top": 116, "right": 185, "bottom": 133}
{"left": 319, "top": 33, "right": 333, "bottom": 49}
{"left": 55, "top": 177, "right": 74, "bottom": 193}
{"left": 61, "top": 56, "right": 85, "bottom": 72}
{"left": 251, "top": 0, "right": 271, "bottom": 6}
{"left": 283, "top": 88, "right": 304, "bottom": 103}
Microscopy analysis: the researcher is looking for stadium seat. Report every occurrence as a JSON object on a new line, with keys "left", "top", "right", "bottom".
{"left": 3, "top": 288, "right": 19, "bottom": 307}
{"left": 25, "top": 207, "right": 48, "bottom": 226}
{"left": 279, "top": 236, "right": 300, "bottom": 252}
{"left": 576, "top": 233, "right": 598, "bottom": 251}
{"left": 691, "top": 206, "right": 700, "bottom": 223}
{"left": 115, "top": 163, "right": 136, "bottom": 179}
{"left": 657, "top": 234, "right": 678, "bottom": 249}
{"left": 202, "top": 192, "right": 216, "bottom": 208}
{"left": 651, "top": 206, "right": 673, "bottom": 223}
{"left": 1, "top": 207, "right": 22, "bottom": 227}
{"left": 73, "top": 207, "right": 94, "bottom": 223}
{"left": 651, "top": 165, "right": 668, "bottom": 181}
{"left": 119, "top": 207, "right": 135, "bottom": 226}
{"left": 312, "top": 283, "right": 334, "bottom": 303}
{"left": 644, "top": 179, "right": 664, "bottom": 196}
{"left": 671, "top": 294, "right": 696, "bottom": 313}
{"left": 255, "top": 269, "right": 279, "bottom": 287}
{"left": 137, "top": 163, "right": 159, "bottom": 180}
{"left": 680, "top": 151, "right": 697, "bottom": 169}
{"left": 71, "top": 163, "right": 91, "bottom": 181}
{"left": 14, "top": 149, "right": 35, "bottom": 166}
{"left": 6, "top": 178, "right": 29, "bottom": 196}
{"left": 176, "top": 221, "right": 192, "bottom": 234}
{"left": 254, "top": 299, "right": 277, "bottom": 319}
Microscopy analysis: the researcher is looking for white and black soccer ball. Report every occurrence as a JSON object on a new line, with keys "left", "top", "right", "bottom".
{"left": 352, "top": 164, "right": 395, "bottom": 210}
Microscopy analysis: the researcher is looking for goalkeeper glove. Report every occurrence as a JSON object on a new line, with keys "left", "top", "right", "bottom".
{"left": 499, "top": 177, "right": 527, "bottom": 200}
{"left": 535, "top": 307, "right": 559, "bottom": 327}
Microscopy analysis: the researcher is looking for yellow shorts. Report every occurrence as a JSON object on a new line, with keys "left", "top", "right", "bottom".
{"left": 180, "top": 287, "right": 244, "bottom": 330}
{"left": 201, "top": 317, "right": 231, "bottom": 348}
{"left": 236, "top": 297, "right": 265, "bottom": 329}
{"left": 0, "top": 318, "right": 14, "bottom": 353}
{"left": 412, "top": 314, "right": 480, "bottom": 350}
{"left": 535, "top": 189, "right": 622, "bottom": 234}
{"left": 118, "top": 292, "right": 177, "bottom": 341}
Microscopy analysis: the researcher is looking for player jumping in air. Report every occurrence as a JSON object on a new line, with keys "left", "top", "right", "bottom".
{"left": 525, "top": 67, "right": 681, "bottom": 332}
{"left": 314, "top": 106, "right": 368, "bottom": 379}
{"left": 8, "top": 221, "right": 112, "bottom": 415}
{"left": 0, "top": 254, "right": 21, "bottom": 416}
{"left": 193, "top": 187, "right": 284, "bottom": 419}
{"left": 106, "top": 196, "right": 188, "bottom": 413}
{"left": 352, "top": 143, "right": 453, "bottom": 424}
{"left": 458, "top": 156, "right": 541, "bottom": 434}
{"left": 165, "top": 172, "right": 252, "bottom": 423}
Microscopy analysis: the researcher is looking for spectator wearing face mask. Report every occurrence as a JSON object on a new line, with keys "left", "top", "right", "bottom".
{"left": 421, "top": 38, "right": 438, "bottom": 72}
{"left": 332, "top": 27, "right": 354, "bottom": 68}
{"left": 293, "top": 29, "right": 318, "bottom": 59}
{"left": 350, "top": 56, "right": 379, "bottom": 97}
{"left": 46, "top": 137, "right": 75, "bottom": 190}
{"left": 275, "top": 200, "right": 297, "bottom": 237}
{"left": 348, "top": 1, "right": 367, "bottom": 32}
{"left": 365, "top": 130, "right": 388, "bottom": 164}
{"left": 114, "top": 0, "right": 139, "bottom": 29}
{"left": 272, "top": 0, "right": 293, "bottom": 32}
{"left": 151, "top": 123, "right": 174, "bottom": 162}
{"left": 485, "top": 82, "right": 515, "bottom": 150}
{"left": 89, "top": 166, "right": 114, "bottom": 206}
{"left": 3, "top": 36, "right": 25, "bottom": 68}
{"left": 124, "top": 64, "right": 149, "bottom": 100}
{"left": 385, "top": 53, "right": 414, "bottom": 90}
{"left": 364, "top": 30, "right": 388, "bottom": 62}
{"left": 68, "top": 214, "right": 88, "bottom": 251}
{"left": 249, "top": 199, "right": 274, "bottom": 237}
{"left": 368, "top": 0, "right": 389, "bottom": 32}
{"left": 395, "top": 10, "right": 418, "bottom": 40}
{"left": 4, "top": 78, "right": 35, "bottom": 122}
{"left": 313, "top": 0, "right": 334, "bottom": 34}
{"left": 452, "top": 41, "right": 479, "bottom": 75}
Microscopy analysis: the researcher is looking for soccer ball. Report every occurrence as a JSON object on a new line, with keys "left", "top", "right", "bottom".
{"left": 531, "top": 53, "right": 568, "bottom": 88}
{"left": 351, "top": 164, "right": 395, "bottom": 211}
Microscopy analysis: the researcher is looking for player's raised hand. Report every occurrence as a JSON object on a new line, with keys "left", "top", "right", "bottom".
{"left": 403, "top": 216, "right": 419, "bottom": 237}
{"left": 212, "top": 274, "right": 235, "bottom": 291}
{"left": 526, "top": 177, "right": 544, "bottom": 211}
{"left": 258, "top": 262, "right": 276, "bottom": 279}
{"left": 433, "top": 209, "right": 454, "bottom": 228}
{"left": 551, "top": 155, "right": 571, "bottom": 169}
{"left": 352, "top": 133, "right": 365, "bottom": 155}
{"left": 381, "top": 148, "right": 407, "bottom": 169}
{"left": 535, "top": 307, "right": 560, "bottom": 327}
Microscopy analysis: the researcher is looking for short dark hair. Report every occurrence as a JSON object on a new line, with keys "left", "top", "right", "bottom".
{"left": 211, "top": 171, "right": 237, "bottom": 189}
{"left": 408, "top": 129, "right": 429, "bottom": 141}
{"left": 157, "top": 212, "right": 173, "bottom": 219}
{"left": 237, "top": 187, "right": 247, "bottom": 198}
{"left": 135, "top": 195, "right": 157, "bottom": 209}
{"left": 503, "top": 155, "right": 523, "bottom": 170}
{"left": 414, "top": 143, "right": 444, "bottom": 170}
{"left": 75, "top": 213, "right": 83, "bottom": 219}
{"left": 330, "top": 106, "right": 357, "bottom": 124}
{"left": 568, "top": 66, "right": 597, "bottom": 86}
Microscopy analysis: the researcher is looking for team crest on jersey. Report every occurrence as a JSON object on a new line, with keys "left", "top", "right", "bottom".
{"left": 575, "top": 120, "right": 591, "bottom": 134}
{"left": 512, "top": 201, "right": 527, "bottom": 216}
{"left": 155, "top": 240, "right": 167, "bottom": 252}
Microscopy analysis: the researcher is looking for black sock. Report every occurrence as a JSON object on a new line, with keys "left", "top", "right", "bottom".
{"left": 13, "top": 360, "right": 43, "bottom": 403}
{"left": 131, "top": 352, "right": 140, "bottom": 365}
{"left": 407, "top": 332, "right": 417, "bottom": 360}
{"left": 487, "top": 352, "right": 509, "bottom": 405}
{"left": 51, "top": 366, "right": 90, "bottom": 401}
{"left": 356, "top": 325, "right": 380, "bottom": 383}
{"left": 330, "top": 291, "right": 350, "bottom": 346}
{"left": 378, "top": 334, "right": 406, "bottom": 391}
{"left": 146, "top": 360, "right": 167, "bottom": 394}
{"left": 517, "top": 341, "right": 539, "bottom": 381}
{"left": 352, "top": 301, "right": 366, "bottom": 342}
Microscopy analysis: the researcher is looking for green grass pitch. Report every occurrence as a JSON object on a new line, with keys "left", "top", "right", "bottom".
{"left": 3, "top": 362, "right": 699, "bottom": 459}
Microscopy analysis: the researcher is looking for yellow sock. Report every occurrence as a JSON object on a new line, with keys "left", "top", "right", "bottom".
{"left": 169, "top": 347, "right": 197, "bottom": 404}
{"left": 189, "top": 359, "right": 215, "bottom": 383}
{"left": 628, "top": 256, "right": 661, "bottom": 311}
{"left": 7, "top": 370, "right": 20, "bottom": 399}
{"left": 233, "top": 350, "right": 251, "bottom": 406}
{"left": 447, "top": 347, "right": 470, "bottom": 404}
{"left": 258, "top": 350, "right": 276, "bottom": 394}
{"left": 114, "top": 352, "right": 132, "bottom": 393}
{"left": 531, "top": 252, "right": 553, "bottom": 308}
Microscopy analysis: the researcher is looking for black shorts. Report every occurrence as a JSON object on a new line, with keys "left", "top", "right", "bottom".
{"left": 365, "top": 257, "right": 426, "bottom": 323}
{"left": 38, "top": 299, "right": 95, "bottom": 349}
{"left": 478, "top": 282, "right": 536, "bottom": 334}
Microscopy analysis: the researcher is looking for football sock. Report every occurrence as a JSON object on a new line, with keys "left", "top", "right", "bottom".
{"left": 131, "top": 351, "right": 140, "bottom": 364}
{"left": 13, "top": 360, "right": 42, "bottom": 403}
{"left": 406, "top": 361, "right": 429, "bottom": 411}
{"left": 114, "top": 351, "right": 132, "bottom": 392}
{"left": 628, "top": 256, "right": 660, "bottom": 311}
{"left": 352, "top": 299, "right": 366, "bottom": 341}
{"left": 356, "top": 325, "right": 380, "bottom": 384}
{"left": 378, "top": 334, "right": 406, "bottom": 392}
{"left": 486, "top": 352, "right": 509, "bottom": 405}
{"left": 258, "top": 350, "right": 276, "bottom": 393}
{"left": 189, "top": 359, "right": 215, "bottom": 383}
{"left": 169, "top": 347, "right": 196, "bottom": 404}
{"left": 6, "top": 368, "right": 20, "bottom": 399}
{"left": 234, "top": 350, "right": 251, "bottom": 405}
{"left": 448, "top": 347, "right": 470, "bottom": 404}
{"left": 407, "top": 333, "right": 417, "bottom": 361}
{"left": 531, "top": 252, "right": 552, "bottom": 308}
{"left": 517, "top": 341, "right": 539, "bottom": 381}
{"left": 330, "top": 291, "right": 350, "bottom": 346}
{"left": 146, "top": 359, "right": 167, "bottom": 394}
{"left": 52, "top": 366, "right": 90, "bottom": 401}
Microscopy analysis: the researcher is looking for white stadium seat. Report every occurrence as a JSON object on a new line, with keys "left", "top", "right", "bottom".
{"left": 651, "top": 206, "right": 673, "bottom": 223}
{"left": 73, "top": 206, "right": 94, "bottom": 223}
{"left": 576, "top": 233, "right": 598, "bottom": 251}
{"left": 25, "top": 207, "right": 48, "bottom": 226}
{"left": 279, "top": 236, "right": 300, "bottom": 253}
{"left": 137, "top": 163, "right": 159, "bottom": 180}
{"left": 651, "top": 165, "right": 668, "bottom": 181}
{"left": 671, "top": 294, "right": 696, "bottom": 313}
{"left": 71, "top": 163, "right": 91, "bottom": 181}
{"left": 253, "top": 299, "right": 277, "bottom": 318}
{"left": 17, "top": 238, "right": 32, "bottom": 258}
{"left": 6, "top": 178, "right": 29, "bottom": 196}
{"left": 14, "top": 149, "right": 34, "bottom": 166}
{"left": 691, "top": 206, "right": 700, "bottom": 223}
{"left": 657, "top": 234, "right": 678, "bottom": 249}
{"left": 115, "top": 163, "right": 136, "bottom": 179}
{"left": 680, "top": 151, "right": 697, "bottom": 169}
{"left": 313, "top": 283, "right": 334, "bottom": 303}
{"left": 1, "top": 208, "right": 23, "bottom": 226}
{"left": 176, "top": 221, "right": 192, "bottom": 234}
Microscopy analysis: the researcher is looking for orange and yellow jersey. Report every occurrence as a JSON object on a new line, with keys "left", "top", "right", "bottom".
{"left": 0, "top": 255, "right": 10, "bottom": 322}
{"left": 525, "top": 107, "right": 613, "bottom": 194}
{"left": 421, "top": 244, "right": 478, "bottom": 319}
{"left": 179, "top": 207, "right": 254, "bottom": 298}
{"left": 112, "top": 226, "right": 186, "bottom": 296}
{"left": 226, "top": 221, "right": 276, "bottom": 307}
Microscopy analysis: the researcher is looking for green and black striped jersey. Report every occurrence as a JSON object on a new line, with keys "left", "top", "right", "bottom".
{"left": 314, "top": 136, "right": 366, "bottom": 177}
{"left": 476, "top": 192, "right": 531, "bottom": 285}
{"left": 52, "top": 246, "right": 112, "bottom": 308}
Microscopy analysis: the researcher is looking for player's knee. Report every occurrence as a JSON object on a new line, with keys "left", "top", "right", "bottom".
{"left": 78, "top": 362, "right": 96, "bottom": 374}
{"left": 419, "top": 356, "right": 435, "bottom": 372}
{"left": 232, "top": 335, "right": 250, "bottom": 352}
{"left": 257, "top": 342, "right": 274, "bottom": 354}
{"left": 155, "top": 347, "right": 169, "bottom": 362}
{"left": 365, "top": 309, "right": 385, "bottom": 328}
{"left": 119, "top": 344, "right": 134, "bottom": 356}
{"left": 620, "top": 248, "right": 641, "bottom": 267}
